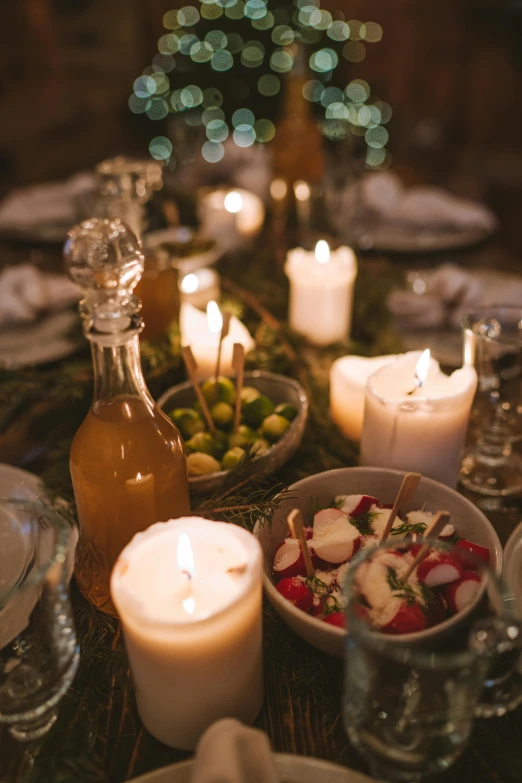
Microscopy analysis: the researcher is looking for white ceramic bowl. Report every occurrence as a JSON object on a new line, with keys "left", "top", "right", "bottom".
{"left": 254, "top": 467, "right": 503, "bottom": 659}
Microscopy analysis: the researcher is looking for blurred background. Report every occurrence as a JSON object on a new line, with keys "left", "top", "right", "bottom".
{"left": 2, "top": 0, "right": 522, "bottom": 251}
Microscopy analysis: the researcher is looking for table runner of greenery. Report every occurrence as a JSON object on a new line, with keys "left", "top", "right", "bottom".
{"left": 2, "top": 247, "right": 522, "bottom": 783}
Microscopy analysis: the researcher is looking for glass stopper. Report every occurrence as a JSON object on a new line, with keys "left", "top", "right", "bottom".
{"left": 64, "top": 217, "right": 144, "bottom": 334}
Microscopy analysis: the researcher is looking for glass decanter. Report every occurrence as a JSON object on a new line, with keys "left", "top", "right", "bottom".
{"left": 96, "top": 156, "right": 180, "bottom": 342}
{"left": 65, "top": 217, "right": 190, "bottom": 616}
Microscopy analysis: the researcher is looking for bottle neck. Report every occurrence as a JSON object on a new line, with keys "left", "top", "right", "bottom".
{"left": 90, "top": 332, "right": 153, "bottom": 407}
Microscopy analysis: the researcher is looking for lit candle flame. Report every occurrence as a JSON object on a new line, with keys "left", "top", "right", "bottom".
{"left": 294, "top": 180, "right": 311, "bottom": 202}
{"left": 177, "top": 532, "right": 195, "bottom": 615}
{"left": 181, "top": 273, "right": 199, "bottom": 295}
{"left": 414, "top": 349, "right": 431, "bottom": 389}
{"left": 206, "top": 300, "right": 223, "bottom": 334}
{"left": 224, "top": 191, "right": 244, "bottom": 214}
{"left": 315, "top": 240, "right": 330, "bottom": 265}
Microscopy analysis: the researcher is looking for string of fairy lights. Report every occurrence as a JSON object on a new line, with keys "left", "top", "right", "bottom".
{"left": 129, "top": 0, "right": 392, "bottom": 168}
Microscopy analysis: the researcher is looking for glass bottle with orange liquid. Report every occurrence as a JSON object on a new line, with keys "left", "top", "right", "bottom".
{"left": 65, "top": 217, "right": 190, "bottom": 616}
{"left": 96, "top": 156, "right": 180, "bottom": 341}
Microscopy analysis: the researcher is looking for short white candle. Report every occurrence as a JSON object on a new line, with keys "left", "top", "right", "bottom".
{"left": 180, "top": 268, "right": 221, "bottom": 311}
{"left": 180, "top": 301, "right": 255, "bottom": 380}
{"left": 360, "top": 350, "right": 477, "bottom": 487}
{"left": 330, "top": 355, "right": 399, "bottom": 441}
{"left": 111, "top": 517, "right": 263, "bottom": 750}
{"left": 200, "top": 188, "right": 265, "bottom": 247}
{"left": 284, "top": 241, "right": 358, "bottom": 346}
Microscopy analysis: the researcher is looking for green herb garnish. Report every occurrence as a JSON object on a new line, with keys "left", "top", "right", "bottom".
{"left": 306, "top": 575, "right": 330, "bottom": 597}
{"left": 350, "top": 508, "right": 378, "bottom": 536}
{"left": 386, "top": 566, "right": 417, "bottom": 605}
{"left": 390, "top": 521, "right": 427, "bottom": 537}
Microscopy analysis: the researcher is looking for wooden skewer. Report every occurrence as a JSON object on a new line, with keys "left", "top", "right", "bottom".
{"left": 181, "top": 346, "right": 217, "bottom": 436}
{"left": 400, "top": 511, "right": 451, "bottom": 583}
{"left": 232, "top": 342, "right": 245, "bottom": 433}
{"left": 287, "top": 508, "right": 314, "bottom": 579}
{"left": 214, "top": 311, "right": 231, "bottom": 394}
{"left": 381, "top": 472, "right": 421, "bottom": 542}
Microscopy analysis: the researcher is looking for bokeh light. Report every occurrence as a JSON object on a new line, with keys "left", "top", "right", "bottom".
{"left": 258, "top": 73, "right": 280, "bottom": 96}
{"left": 149, "top": 136, "right": 173, "bottom": 161}
{"left": 254, "top": 118, "right": 275, "bottom": 141}
{"left": 202, "top": 140, "right": 225, "bottom": 162}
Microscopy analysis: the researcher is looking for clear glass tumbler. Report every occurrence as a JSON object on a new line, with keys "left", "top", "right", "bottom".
{"left": 0, "top": 500, "right": 79, "bottom": 742}
{"left": 460, "top": 305, "right": 522, "bottom": 496}
{"left": 343, "top": 540, "right": 522, "bottom": 782}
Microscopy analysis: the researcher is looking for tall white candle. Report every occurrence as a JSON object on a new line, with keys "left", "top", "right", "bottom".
{"left": 180, "top": 302, "right": 255, "bottom": 380}
{"left": 111, "top": 517, "right": 263, "bottom": 750}
{"left": 360, "top": 350, "right": 477, "bottom": 487}
{"left": 284, "top": 241, "right": 358, "bottom": 346}
{"left": 330, "top": 355, "right": 398, "bottom": 441}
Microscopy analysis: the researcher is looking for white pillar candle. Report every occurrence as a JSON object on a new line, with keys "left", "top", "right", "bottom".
{"left": 180, "top": 268, "right": 221, "bottom": 311}
{"left": 180, "top": 301, "right": 255, "bottom": 380}
{"left": 330, "top": 355, "right": 399, "bottom": 441}
{"left": 200, "top": 188, "right": 265, "bottom": 250}
{"left": 360, "top": 350, "right": 477, "bottom": 487}
{"left": 111, "top": 517, "right": 263, "bottom": 751}
{"left": 284, "top": 241, "right": 358, "bottom": 346}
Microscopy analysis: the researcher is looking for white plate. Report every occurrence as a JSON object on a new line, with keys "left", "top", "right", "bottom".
{"left": 128, "top": 754, "right": 375, "bottom": 783}
{"left": 355, "top": 223, "right": 493, "bottom": 253}
{"left": 0, "top": 309, "right": 81, "bottom": 368}
{"left": 503, "top": 520, "right": 522, "bottom": 618}
{"left": 0, "top": 464, "right": 77, "bottom": 646}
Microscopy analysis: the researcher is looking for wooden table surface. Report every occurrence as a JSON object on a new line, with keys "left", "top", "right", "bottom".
{"left": 2, "top": 232, "right": 522, "bottom": 783}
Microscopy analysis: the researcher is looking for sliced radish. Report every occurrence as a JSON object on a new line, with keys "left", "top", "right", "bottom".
{"left": 438, "top": 523, "right": 455, "bottom": 542}
{"left": 275, "top": 577, "right": 314, "bottom": 611}
{"left": 273, "top": 538, "right": 306, "bottom": 580}
{"left": 380, "top": 602, "right": 427, "bottom": 635}
{"left": 406, "top": 510, "right": 433, "bottom": 528}
{"left": 370, "top": 508, "right": 406, "bottom": 538}
{"left": 303, "top": 526, "right": 314, "bottom": 540}
{"left": 314, "top": 507, "right": 349, "bottom": 528}
{"left": 322, "top": 611, "right": 345, "bottom": 628}
{"left": 417, "top": 552, "right": 464, "bottom": 587}
{"left": 379, "top": 502, "right": 393, "bottom": 509}
{"left": 312, "top": 513, "right": 361, "bottom": 564}
{"left": 455, "top": 539, "right": 490, "bottom": 567}
{"left": 444, "top": 571, "right": 481, "bottom": 614}
{"left": 334, "top": 494, "right": 377, "bottom": 516}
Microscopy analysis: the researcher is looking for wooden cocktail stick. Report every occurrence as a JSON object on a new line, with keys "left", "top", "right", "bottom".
{"left": 181, "top": 346, "right": 216, "bottom": 436}
{"left": 400, "top": 511, "right": 451, "bottom": 583}
{"left": 381, "top": 472, "right": 421, "bottom": 542}
{"left": 232, "top": 342, "right": 245, "bottom": 433}
{"left": 287, "top": 508, "right": 315, "bottom": 578}
{"left": 214, "top": 311, "right": 231, "bottom": 392}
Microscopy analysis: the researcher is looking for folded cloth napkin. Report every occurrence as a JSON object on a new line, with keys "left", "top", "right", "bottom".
{"left": 358, "top": 171, "right": 497, "bottom": 233}
{"left": 0, "top": 172, "right": 94, "bottom": 231}
{"left": 388, "top": 263, "right": 522, "bottom": 330}
{"left": 192, "top": 719, "right": 279, "bottom": 783}
{"left": 0, "top": 264, "right": 79, "bottom": 328}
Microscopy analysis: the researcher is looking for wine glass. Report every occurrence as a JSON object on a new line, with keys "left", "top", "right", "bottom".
{"left": 0, "top": 500, "right": 79, "bottom": 743}
{"left": 460, "top": 305, "right": 522, "bottom": 496}
{"left": 343, "top": 539, "right": 522, "bottom": 782}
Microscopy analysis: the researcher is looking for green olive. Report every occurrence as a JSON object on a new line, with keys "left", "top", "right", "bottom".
{"left": 262, "top": 413, "right": 290, "bottom": 442}
{"left": 221, "top": 447, "right": 246, "bottom": 470}
{"left": 210, "top": 430, "right": 229, "bottom": 460}
{"left": 169, "top": 408, "right": 205, "bottom": 438}
{"left": 229, "top": 424, "right": 257, "bottom": 449}
{"left": 240, "top": 386, "right": 261, "bottom": 405}
{"left": 201, "top": 376, "right": 236, "bottom": 406}
{"left": 275, "top": 402, "right": 298, "bottom": 422}
{"left": 185, "top": 431, "right": 214, "bottom": 455}
{"left": 211, "top": 401, "right": 234, "bottom": 430}
{"left": 187, "top": 452, "right": 221, "bottom": 476}
{"left": 242, "top": 395, "right": 275, "bottom": 428}
{"left": 251, "top": 438, "right": 271, "bottom": 456}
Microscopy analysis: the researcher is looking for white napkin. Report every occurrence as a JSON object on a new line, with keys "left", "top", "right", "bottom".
{"left": 192, "top": 719, "right": 279, "bottom": 783}
{"left": 0, "top": 172, "right": 94, "bottom": 230}
{"left": 388, "top": 264, "right": 522, "bottom": 330}
{"left": 0, "top": 264, "right": 79, "bottom": 327}
{"left": 359, "top": 171, "right": 497, "bottom": 232}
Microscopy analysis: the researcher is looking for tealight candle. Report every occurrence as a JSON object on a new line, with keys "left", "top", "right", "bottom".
{"left": 111, "top": 517, "right": 263, "bottom": 750}
{"left": 284, "top": 241, "right": 358, "bottom": 346}
{"left": 180, "top": 301, "right": 255, "bottom": 380}
{"left": 330, "top": 355, "right": 399, "bottom": 441}
{"left": 360, "top": 350, "right": 477, "bottom": 487}
{"left": 200, "top": 188, "right": 265, "bottom": 248}
{"left": 180, "top": 268, "right": 221, "bottom": 310}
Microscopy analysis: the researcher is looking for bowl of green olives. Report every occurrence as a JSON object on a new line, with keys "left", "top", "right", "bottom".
{"left": 157, "top": 371, "right": 309, "bottom": 493}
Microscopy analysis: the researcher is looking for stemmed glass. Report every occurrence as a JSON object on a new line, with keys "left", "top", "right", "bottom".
{"left": 343, "top": 540, "right": 522, "bottom": 782}
{"left": 460, "top": 305, "right": 522, "bottom": 497}
{"left": 0, "top": 499, "right": 79, "bottom": 744}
